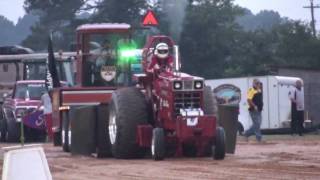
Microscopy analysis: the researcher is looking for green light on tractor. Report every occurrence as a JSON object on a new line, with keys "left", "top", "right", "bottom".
{"left": 120, "top": 49, "right": 138, "bottom": 58}
{"left": 117, "top": 39, "right": 139, "bottom": 64}
{"left": 118, "top": 48, "right": 141, "bottom": 64}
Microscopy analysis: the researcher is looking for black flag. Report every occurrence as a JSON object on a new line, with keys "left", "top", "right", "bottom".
{"left": 46, "top": 36, "right": 61, "bottom": 89}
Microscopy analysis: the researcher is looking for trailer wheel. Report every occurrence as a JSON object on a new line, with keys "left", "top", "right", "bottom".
{"left": 108, "top": 87, "right": 148, "bottom": 159}
{"left": 151, "top": 128, "right": 165, "bottom": 160}
{"left": 203, "top": 86, "right": 216, "bottom": 115}
{"left": 61, "top": 111, "right": 71, "bottom": 152}
{"left": 212, "top": 127, "right": 226, "bottom": 160}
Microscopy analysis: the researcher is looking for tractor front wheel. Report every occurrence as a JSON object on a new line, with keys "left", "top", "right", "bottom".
{"left": 212, "top": 127, "right": 226, "bottom": 160}
{"left": 151, "top": 128, "right": 165, "bottom": 161}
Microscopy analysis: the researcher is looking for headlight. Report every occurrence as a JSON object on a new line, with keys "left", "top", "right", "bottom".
{"left": 173, "top": 81, "right": 182, "bottom": 90}
{"left": 194, "top": 81, "right": 203, "bottom": 89}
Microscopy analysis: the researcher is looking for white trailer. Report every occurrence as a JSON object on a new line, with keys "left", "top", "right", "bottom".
{"left": 206, "top": 76, "right": 303, "bottom": 132}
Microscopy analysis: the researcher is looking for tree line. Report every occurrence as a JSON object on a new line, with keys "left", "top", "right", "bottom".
{"left": 0, "top": 14, "right": 37, "bottom": 46}
{"left": 2, "top": 0, "right": 320, "bottom": 78}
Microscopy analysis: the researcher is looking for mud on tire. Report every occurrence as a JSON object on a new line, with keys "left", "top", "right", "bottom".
{"left": 109, "top": 87, "right": 149, "bottom": 159}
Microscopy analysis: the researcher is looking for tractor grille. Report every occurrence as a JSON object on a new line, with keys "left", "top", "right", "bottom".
{"left": 174, "top": 92, "right": 201, "bottom": 116}
{"left": 183, "top": 81, "right": 193, "bottom": 90}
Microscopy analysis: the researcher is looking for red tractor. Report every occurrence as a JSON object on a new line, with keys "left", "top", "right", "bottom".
{"left": 52, "top": 23, "right": 226, "bottom": 160}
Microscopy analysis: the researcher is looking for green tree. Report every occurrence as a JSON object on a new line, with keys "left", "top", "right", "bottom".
{"left": 225, "top": 29, "right": 276, "bottom": 77}
{"left": 272, "top": 21, "right": 320, "bottom": 68}
{"left": 236, "top": 9, "right": 283, "bottom": 32}
{"left": 91, "top": 0, "right": 148, "bottom": 25}
{"left": 180, "top": 0, "right": 243, "bottom": 78}
{"left": 0, "top": 16, "right": 17, "bottom": 46}
{"left": 22, "top": 0, "right": 86, "bottom": 50}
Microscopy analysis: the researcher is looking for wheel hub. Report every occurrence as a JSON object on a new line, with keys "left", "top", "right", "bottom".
{"left": 108, "top": 109, "right": 117, "bottom": 145}
{"left": 61, "top": 129, "right": 65, "bottom": 144}
{"left": 151, "top": 135, "right": 155, "bottom": 156}
{"left": 68, "top": 129, "right": 71, "bottom": 146}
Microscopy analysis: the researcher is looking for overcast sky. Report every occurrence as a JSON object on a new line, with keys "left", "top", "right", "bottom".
{"left": 0, "top": 0, "right": 318, "bottom": 24}
{"left": 235, "top": 0, "right": 315, "bottom": 22}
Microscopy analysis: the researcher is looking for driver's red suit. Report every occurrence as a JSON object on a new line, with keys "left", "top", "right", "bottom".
{"left": 147, "top": 55, "right": 174, "bottom": 100}
{"left": 147, "top": 55, "right": 174, "bottom": 73}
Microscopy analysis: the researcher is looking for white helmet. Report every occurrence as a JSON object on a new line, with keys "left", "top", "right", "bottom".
{"left": 154, "top": 43, "right": 169, "bottom": 59}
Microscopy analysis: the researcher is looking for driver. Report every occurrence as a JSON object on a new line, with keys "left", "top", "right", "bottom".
{"left": 147, "top": 42, "right": 173, "bottom": 73}
{"left": 94, "top": 39, "right": 116, "bottom": 86}
{"left": 96, "top": 39, "right": 115, "bottom": 67}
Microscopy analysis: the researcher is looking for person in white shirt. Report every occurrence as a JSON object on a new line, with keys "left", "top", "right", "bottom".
{"left": 289, "top": 80, "right": 305, "bottom": 136}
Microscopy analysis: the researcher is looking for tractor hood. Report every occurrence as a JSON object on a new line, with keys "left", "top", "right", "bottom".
{"left": 158, "top": 72, "right": 204, "bottom": 91}
{"left": 159, "top": 72, "right": 203, "bottom": 81}
{"left": 14, "top": 99, "right": 41, "bottom": 107}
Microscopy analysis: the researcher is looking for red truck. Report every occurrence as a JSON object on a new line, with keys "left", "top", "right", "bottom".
{"left": 0, "top": 52, "right": 75, "bottom": 142}
{"left": 1, "top": 80, "right": 47, "bottom": 142}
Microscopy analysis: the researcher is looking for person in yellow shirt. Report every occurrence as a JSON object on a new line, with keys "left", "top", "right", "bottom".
{"left": 244, "top": 79, "right": 263, "bottom": 142}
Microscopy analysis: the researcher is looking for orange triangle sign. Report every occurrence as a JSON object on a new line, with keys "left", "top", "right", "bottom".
{"left": 142, "top": 10, "right": 159, "bottom": 26}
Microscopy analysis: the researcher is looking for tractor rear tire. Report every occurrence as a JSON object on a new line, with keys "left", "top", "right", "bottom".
{"left": 203, "top": 86, "right": 216, "bottom": 115}
{"left": 109, "top": 87, "right": 149, "bottom": 159}
{"left": 151, "top": 128, "right": 165, "bottom": 160}
{"left": 213, "top": 127, "right": 226, "bottom": 160}
{"left": 61, "top": 111, "right": 70, "bottom": 152}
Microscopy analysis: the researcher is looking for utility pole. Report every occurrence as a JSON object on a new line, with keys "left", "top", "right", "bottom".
{"left": 303, "top": 0, "right": 320, "bottom": 37}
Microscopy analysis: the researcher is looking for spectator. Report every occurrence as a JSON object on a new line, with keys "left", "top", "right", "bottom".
{"left": 289, "top": 80, "right": 305, "bottom": 136}
{"left": 244, "top": 79, "right": 263, "bottom": 142}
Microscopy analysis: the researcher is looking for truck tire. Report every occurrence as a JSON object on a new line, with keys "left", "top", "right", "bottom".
{"left": 0, "top": 110, "right": 7, "bottom": 142}
{"left": 203, "top": 86, "right": 216, "bottom": 115}
{"left": 61, "top": 111, "right": 71, "bottom": 152}
{"left": 96, "top": 104, "right": 112, "bottom": 158}
{"left": 53, "top": 131, "right": 61, "bottom": 146}
{"left": 6, "top": 120, "right": 21, "bottom": 142}
{"left": 212, "top": 127, "right": 226, "bottom": 160}
{"left": 151, "top": 128, "right": 165, "bottom": 160}
{"left": 108, "top": 87, "right": 149, "bottom": 159}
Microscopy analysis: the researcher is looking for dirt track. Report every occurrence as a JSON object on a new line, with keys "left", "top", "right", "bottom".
{"left": 1, "top": 134, "right": 320, "bottom": 180}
